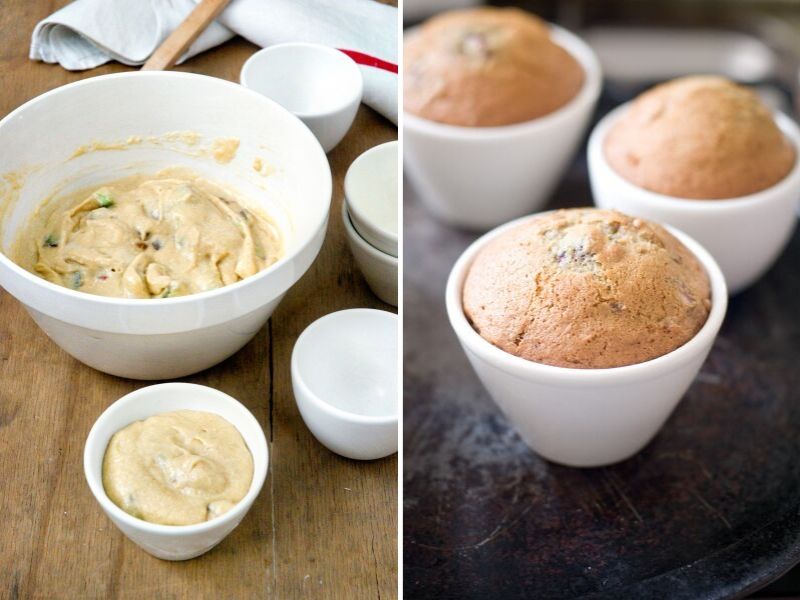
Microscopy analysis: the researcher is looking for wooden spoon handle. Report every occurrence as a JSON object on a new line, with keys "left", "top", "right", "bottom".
{"left": 141, "top": 0, "right": 232, "bottom": 71}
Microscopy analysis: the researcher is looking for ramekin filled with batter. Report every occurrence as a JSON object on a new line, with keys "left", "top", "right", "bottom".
{"left": 84, "top": 383, "right": 269, "bottom": 560}
{"left": 446, "top": 208, "right": 728, "bottom": 467}
{"left": 103, "top": 410, "right": 254, "bottom": 526}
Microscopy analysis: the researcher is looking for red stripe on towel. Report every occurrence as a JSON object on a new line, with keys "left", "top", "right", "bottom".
{"left": 338, "top": 49, "right": 398, "bottom": 74}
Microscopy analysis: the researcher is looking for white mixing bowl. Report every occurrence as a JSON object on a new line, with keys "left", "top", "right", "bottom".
{"left": 0, "top": 72, "right": 331, "bottom": 379}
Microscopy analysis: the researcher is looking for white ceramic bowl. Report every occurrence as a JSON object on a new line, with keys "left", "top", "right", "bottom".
{"left": 342, "top": 201, "right": 398, "bottom": 306}
{"left": 291, "top": 309, "right": 398, "bottom": 460}
{"left": 404, "top": 24, "right": 602, "bottom": 230}
{"left": 0, "top": 72, "right": 331, "bottom": 380}
{"left": 446, "top": 214, "right": 728, "bottom": 467}
{"left": 241, "top": 43, "right": 363, "bottom": 154}
{"left": 589, "top": 104, "right": 800, "bottom": 294}
{"left": 84, "top": 383, "right": 269, "bottom": 560}
{"left": 344, "top": 141, "right": 398, "bottom": 256}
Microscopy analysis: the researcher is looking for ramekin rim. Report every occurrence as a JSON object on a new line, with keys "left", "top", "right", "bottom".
{"left": 445, "top": 211, "right": 728, "bottom": 385}
{"left": 291, "top": 308, "right": 399, "bottom": 425}
{"left": 342, "top": 200, "right": 398, "bottom": 265}
{"left": 83, "top": 382, "right": 269, "bottom": 536}
{"left": 0, "top": 71, "right": 332, "bottom": 308}
{"left": 403, "top": 23, "right": 603, "bottom": 138}
{"left": 588, "top": 102, "right": 800, "bottom": 208}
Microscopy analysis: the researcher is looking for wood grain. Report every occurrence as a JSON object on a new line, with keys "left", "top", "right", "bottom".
{"left": 142, "top": 0, "right": 232, "bottom": 71}
{"left": 0, "top": 2, "right": 397, "bottom": 599}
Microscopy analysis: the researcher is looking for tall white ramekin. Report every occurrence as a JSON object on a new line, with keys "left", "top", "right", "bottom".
{"left": 588, "top": 104, "right": 800, "bottom": 294}
{"left": 446, "top": 213, "right": 728, "bottom": 467}
{"left": 404, "top": 25, "right": 602, "bottom": 230}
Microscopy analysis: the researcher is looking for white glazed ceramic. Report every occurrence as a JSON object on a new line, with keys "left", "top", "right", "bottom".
{"left": 0, "top": 72, "right": 331, "bottom": 380}
{"left": 84, "top": 383, "right": 269, "bottom": 560}
{"left": 342, "top": 201, "right": 398, "bottom": 306}
{"left": 404, "top": 25, "right": 602, "bottom": 230}
{"left": 291, "top": 309, "right": 398, "bottom": 460}
{"left": 240, "top": 43, "right": 363, "bottom": 153}
{"left": 344, "top": 141, "right": 398, "bottom": 256}
{"left": 589, "top": 104, "right": 800, "bottom": 294}
{"left": 446, "top": 214, "right": 728, "bottom": 467}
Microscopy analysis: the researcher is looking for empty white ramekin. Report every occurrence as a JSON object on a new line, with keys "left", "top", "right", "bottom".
{"left": 84, "top": 383, "right": 269, "bottom": 560}
{"left": 589, "top": 104, "right": 800, "bottom": 294}
{"left": 342, "top": 201, "right": 398, "bottom": 306}
{"left": 404, "top": 24, "right": 602, "bottom": 230}
{"left": 0, "top": 72, "right": 331, "bottom": 379}
{"left": 446, "top": 214, "right": 728, "bottom": 467}
{"left": 291, "top": 309, "right": 398, "bottom": 460}
{"left": 345, "top": 141, "right": 398, "bottom": 257}
{"left": 240, "top": 43, "right": 363, "bottom": 153}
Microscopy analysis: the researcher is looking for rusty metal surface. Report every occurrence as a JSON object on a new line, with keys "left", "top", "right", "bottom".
{"left": 402, "top": 115, "right": 800, "bottom": 598}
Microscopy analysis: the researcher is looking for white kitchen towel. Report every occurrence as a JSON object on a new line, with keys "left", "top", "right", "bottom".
{"left": 30, "top": 0, "right": 398, "bottom": 123}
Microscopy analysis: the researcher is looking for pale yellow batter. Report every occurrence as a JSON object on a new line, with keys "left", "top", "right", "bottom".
{"left": 14, "top": 170, "right": 282, "bottom": 298}
{"left": 102, "top": 410, "right": 254, "bottom": 526}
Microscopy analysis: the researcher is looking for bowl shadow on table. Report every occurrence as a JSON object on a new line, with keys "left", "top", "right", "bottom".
{"left": 402, "top": 174, "right": 800, "bottom": 598}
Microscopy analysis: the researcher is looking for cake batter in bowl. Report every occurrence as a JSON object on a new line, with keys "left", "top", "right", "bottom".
{"left": 15, "top": 171, "right": 283, "bottom": 299}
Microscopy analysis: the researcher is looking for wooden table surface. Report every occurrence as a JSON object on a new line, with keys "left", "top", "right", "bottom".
{"left": 0, "top": 2, "right": 398, "bottom": 599}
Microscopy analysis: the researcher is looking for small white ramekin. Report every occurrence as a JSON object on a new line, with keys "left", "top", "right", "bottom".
{"left": 291, "top": 309, "right": 398, "bottom": 460}
{"left": 588, "top": 104, "right": 800, "bottom": 294}
{"left": 84, "top": 383, "right": 269, "bottom": 560}
{"left": 446, "top": 214, "right": 728, "bottom": 467}
{"left": 344, "top": 141, "right": 398, "bottom": 257}
{"left": 342, "top": 201, "right": 398, "bottom": 306}
{"left": 241, "top": 43, "right": 363, "bottom": 153}
{"left": 404, "top": 24, "right": 602, "bottom": 230}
